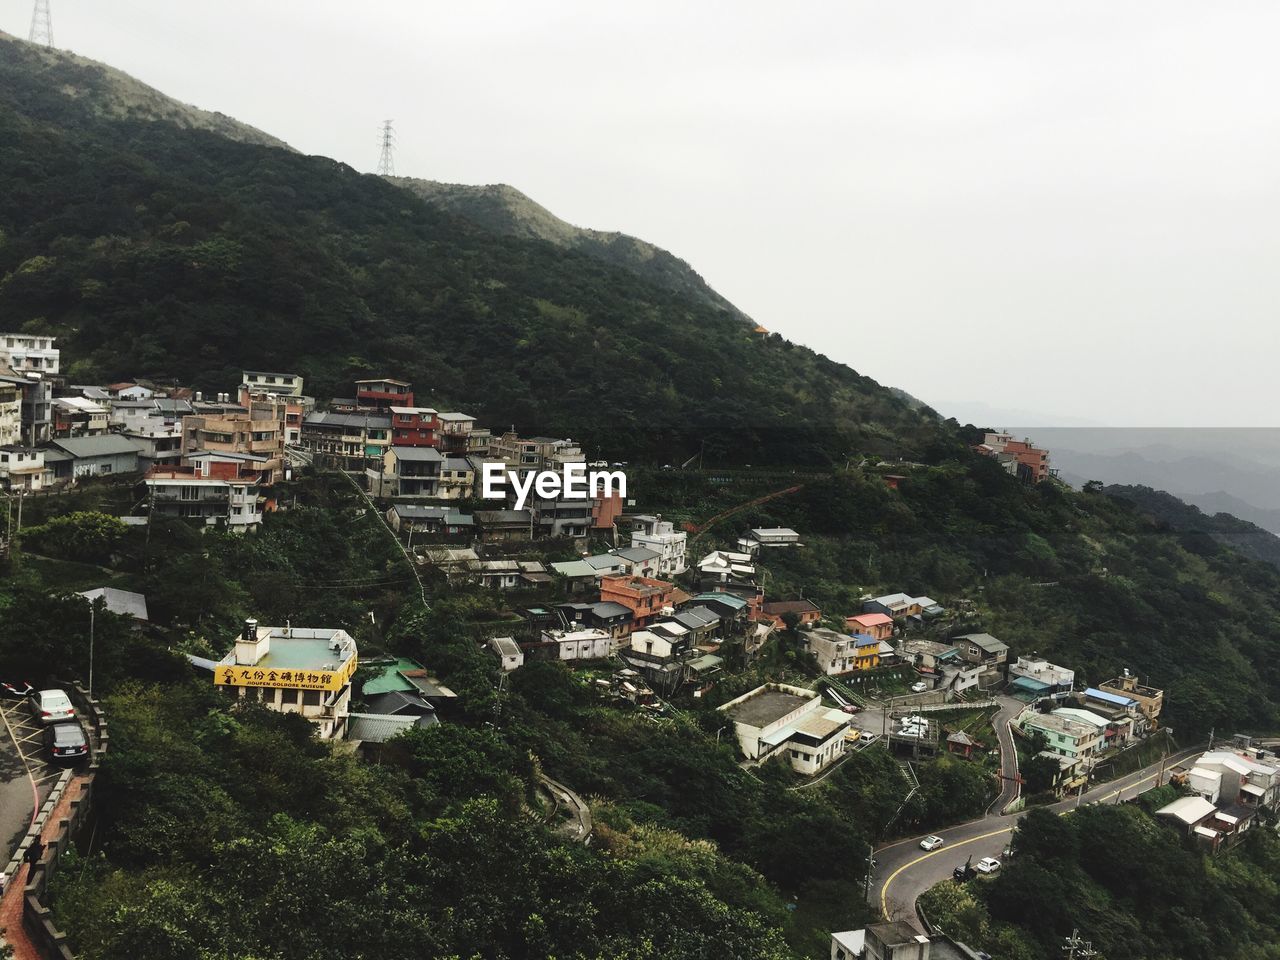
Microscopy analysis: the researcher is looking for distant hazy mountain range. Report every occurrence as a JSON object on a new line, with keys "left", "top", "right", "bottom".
{"left": 1021, "top": 428, "right": 1280, "bottom": 537}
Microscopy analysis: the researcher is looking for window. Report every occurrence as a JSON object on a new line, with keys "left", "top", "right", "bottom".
{"left": 302, "top": 690, "right": 321, "bottom": 707}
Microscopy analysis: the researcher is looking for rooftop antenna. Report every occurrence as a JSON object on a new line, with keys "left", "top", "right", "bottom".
{"left": 29, "top": 0, "right": 53, "bottom": 47}
{"left": 376, "top": 120, "right": 396, "bottom": 176}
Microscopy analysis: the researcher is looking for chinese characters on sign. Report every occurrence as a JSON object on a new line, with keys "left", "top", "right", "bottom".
{"left": 214, "top": 657, "right": 357, "bottom": 691}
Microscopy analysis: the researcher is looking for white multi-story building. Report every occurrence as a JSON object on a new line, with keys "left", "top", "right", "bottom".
{"left": 0, "top": 375, "right": 23, "bottom": 447}
{"left": 719, "top": 683, "right": 852, "bottom": 776}
{"left": 0, "top": 446, "right": 47, "bottom": 491}
{"left": 630, "top": 514, "right": 688, "bottom": 576}
{"left": 144, "top": 465, "right": 263, "bottom": 531}
{"left": 213, "top": 619, "right": 357, "bottom": 739}
{"left": 0, "top": 334, "right": 59, "bottom": 375}
{"left": 241, "top": 370, "right": 304, "bottom": 398}
{"left": 0, "top": 335, "right": 59, "bottom": 444}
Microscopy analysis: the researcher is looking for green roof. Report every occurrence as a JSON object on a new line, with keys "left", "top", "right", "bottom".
{"left": 692, "top": 592, "right": 748, "bottom": 610}
{"left": 361, "top": 657, "right": 426, "bottom": 695}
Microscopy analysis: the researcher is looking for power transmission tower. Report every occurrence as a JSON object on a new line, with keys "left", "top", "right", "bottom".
{"left": 376, "top": 120, "right": 396, "bottom": 176}
{"left": 29, "top": 0, "right": 53, "bottom": 47}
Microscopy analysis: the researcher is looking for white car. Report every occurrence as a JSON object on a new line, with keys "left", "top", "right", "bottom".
{"left": 29, "top": 689, "right": 75, "bottom": 724}
{"left": 911, "top": 681, "right": 928, "bottom": 693}
{"left": 920, "top": 835, "right": 945, "bottom": 851}
{"left": 975, "top": 857, "right": 1001, "bottom": 874}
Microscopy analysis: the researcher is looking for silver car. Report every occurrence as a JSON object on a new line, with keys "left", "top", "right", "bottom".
{"left": 29, "top": 689, "right": 75, "bottom": 724}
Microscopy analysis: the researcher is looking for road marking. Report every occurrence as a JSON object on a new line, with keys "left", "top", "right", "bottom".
{"left": 0, "top": 696, "right": 41, "bottom": 834}
{"left": 877, "top": 746, "right": 1204, "bottom": 920}
{"left": 880, "top": 826, "right": 1013, "bottom": 919}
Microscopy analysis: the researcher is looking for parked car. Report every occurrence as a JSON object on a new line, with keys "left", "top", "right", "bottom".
{"left": 975, "top": 857, "right": 1001, "bottom": 874}
{"left": 920, "top": 835, "right": 945, "bottom": 851}
{"left": 43, "top": 721, "right": 89, "bottom": 762}
{"left": 910, "top": 681, "right": 928, "bottom": 693}
{"left": 953, "top": 860, "right": 976, "bottom": 881}
{"left": 840, "top": 703, "right": 862, "bottom": 714}
{"left": 29, "top": 689, "right": 74, "bottom": 724}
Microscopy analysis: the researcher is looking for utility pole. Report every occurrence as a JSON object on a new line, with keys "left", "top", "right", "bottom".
{"left": 87, "top": 602, "right": 95, "bottom": 700}
{"left": 29, "top": 0, "right": 53, "bottom": 48}
{"left": 862, "top": 841, "right": 876, "bottom": 903}
{"left": 376, "top": 120, "right": 396, "bottom": 176}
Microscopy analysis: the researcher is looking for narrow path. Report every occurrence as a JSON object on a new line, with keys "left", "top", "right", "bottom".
{"left": 987, "top": 695, "right": 1023, "bottom": 815}
{"left": 537, "top": 773, "right": 592, "bottom": 843}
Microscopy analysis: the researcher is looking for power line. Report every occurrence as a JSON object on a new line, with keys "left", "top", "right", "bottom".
{"left": 376, "top": 119, "right": 396, "bottom": 176}
{"left": 29, "top": 0, "right": 53, "bottom": 47}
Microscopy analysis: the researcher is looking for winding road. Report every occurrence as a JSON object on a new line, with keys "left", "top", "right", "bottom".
{"left": 871, "top": 710, "right": 1202, "bottom": 928}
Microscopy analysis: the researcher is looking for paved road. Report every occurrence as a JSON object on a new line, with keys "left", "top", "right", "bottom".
{"left": 872, "top": 744, "right": 1204, "bottom": 926}
{"left": 988, "top": 696, "right": 1023, "bottom": 814}
{"left": 0, "top": 699, "right": 62, "bottom": 867}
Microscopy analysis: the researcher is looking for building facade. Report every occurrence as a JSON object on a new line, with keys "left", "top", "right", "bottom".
{"left": 214, "top": 619, "right": 357, "bottom": 739}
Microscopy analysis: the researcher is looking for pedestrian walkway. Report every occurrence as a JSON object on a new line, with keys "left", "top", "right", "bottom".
{"left": 0, "top": 773, "right": 87, "bottom": 960}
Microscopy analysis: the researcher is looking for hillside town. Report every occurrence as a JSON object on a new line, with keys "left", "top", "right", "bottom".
{"left": 3, "top": 333, "right": 1278, "bottom": 960}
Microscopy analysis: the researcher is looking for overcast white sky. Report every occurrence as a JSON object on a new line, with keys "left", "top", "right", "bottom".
{"left": 6, "top": 1, "right": 1279, "bottom": 426}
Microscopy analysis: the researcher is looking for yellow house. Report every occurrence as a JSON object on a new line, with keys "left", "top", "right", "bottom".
{"left": 853, "top": 634, "right": 881, "bottom": 671}
{"left": 214, "top": 618, "right": 358, "bottom": 739}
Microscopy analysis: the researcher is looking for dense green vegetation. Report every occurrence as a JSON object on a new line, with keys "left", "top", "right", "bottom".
{"left": 0, "top": 34, "right": 954, "bottom": 467}
{"left": 1105, "top": 483, "right": 1280, "bottom": 571}
{"left": 5, "top": 32, "right": 1280, "bottom": 960}
{"left": 390, "top": 177, "right": 752, "bottom": 323}
{"left": 665, "top": 463, "right": 1280, "bottom": 738}
{"left": 50, "top": 683, "right": 799, "bottom": 960}
{"left": 921, "top": 805, "right": 1280, "bottom": 960}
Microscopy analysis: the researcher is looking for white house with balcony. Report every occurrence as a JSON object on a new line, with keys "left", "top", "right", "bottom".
{"left": 630, "top": 515, "right": 688, "bottom": 576}
{"left": 719, "top": 683, "right": 852, "bottom": 775}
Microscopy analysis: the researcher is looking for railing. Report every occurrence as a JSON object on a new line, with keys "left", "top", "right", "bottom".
{"left": 19, "top": 683, "right": 108, "bottom": 960}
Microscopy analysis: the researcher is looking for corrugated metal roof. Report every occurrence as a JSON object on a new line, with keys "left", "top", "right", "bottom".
{"left": 1085, "top": 687, "right": 1137, "bottom": 707}
{"left": 346, "top": 713, "right": 428, "bottom": 743}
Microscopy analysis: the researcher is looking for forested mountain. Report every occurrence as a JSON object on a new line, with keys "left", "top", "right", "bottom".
{"left": 390, "top": 176, "right": 752, "bottom": 323}
{"left": 8, "top": 30, "right": 1280, "bottom": 960}
{"left": 1105, "top": 484, "right": 1280, "bottom": 571}
{"left": 0, "top": 33, "right": 949, "bottom": 466}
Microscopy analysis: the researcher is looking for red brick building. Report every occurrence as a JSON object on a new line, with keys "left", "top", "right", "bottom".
{"left": 600, "top": 575, "right": 675, "bottom": 630}
{"left": 390, "top": 406, "right": 439, "bottom": 447}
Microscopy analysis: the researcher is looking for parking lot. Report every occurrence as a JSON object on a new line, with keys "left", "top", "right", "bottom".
{"left": 0, "top": 698, "right": 69, "bottom": 864}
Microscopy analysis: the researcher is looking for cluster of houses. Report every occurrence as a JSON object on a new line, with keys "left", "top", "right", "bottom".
{"left": 480, "top": 565, "right": 776, "bottom": 696}
{"left": 1159, "top": 735, "right": 1280, "bottom": 852}
{"left": 974, "top": 430, "right": 1052, "bottom": 482}
{"left": 0, "top": 348, "right": 641, "bottom": 542}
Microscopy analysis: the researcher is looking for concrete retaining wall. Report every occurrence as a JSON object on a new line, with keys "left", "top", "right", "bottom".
{"left": 20, "top": 684, "right": 107, "bottom": 960}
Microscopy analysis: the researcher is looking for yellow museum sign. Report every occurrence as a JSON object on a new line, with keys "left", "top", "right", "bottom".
{"left": 215, "top": 656, "right": 357, "bottom": 692}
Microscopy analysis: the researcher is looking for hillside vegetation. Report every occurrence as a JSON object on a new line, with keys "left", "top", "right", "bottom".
{"left": 1105, "top": 483, "right": 1280, "bottom": 571}
{"left": 391, "top": 176, "right": 752, "bottom": 322}
{"left": 0, "top": 34, "right": 948, "bottom": 466}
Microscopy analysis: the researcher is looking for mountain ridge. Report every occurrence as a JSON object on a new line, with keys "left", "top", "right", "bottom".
{"left": 390, "top": 177, "right": 753, "bottom": 323}
{"left": 0, "top": 32, "right": 943, "bottom": 466}
{"left": 0, "top": 29, "right": 291, "bottom": 150}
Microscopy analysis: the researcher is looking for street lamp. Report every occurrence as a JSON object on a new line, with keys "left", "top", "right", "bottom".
{"left": 88, "top": 601, "right": 95, "bottom": 700}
